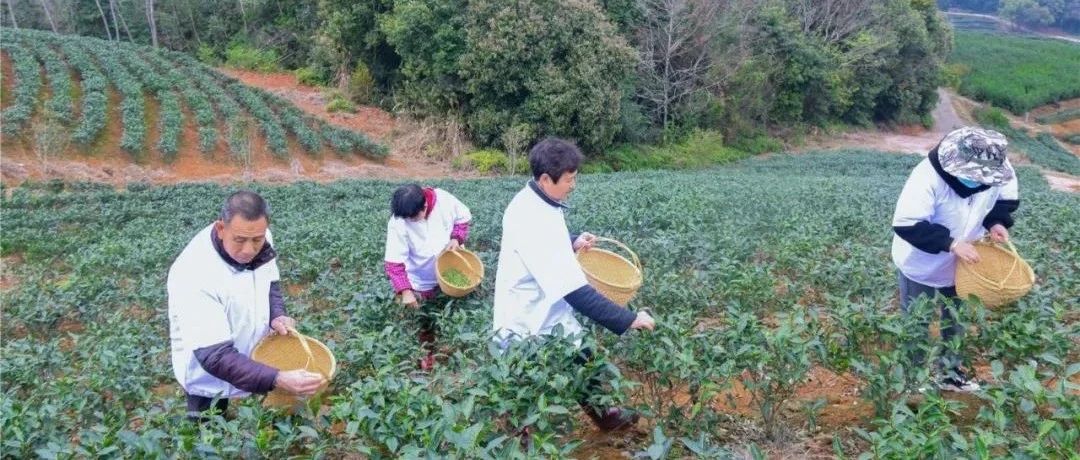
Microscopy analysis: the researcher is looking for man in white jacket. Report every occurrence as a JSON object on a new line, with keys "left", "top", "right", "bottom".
{"left": 891, "top": 127, "right": 1020, "bottom": 392}
{"left": 168, "top": 191, "right": 325, "bottom": 420}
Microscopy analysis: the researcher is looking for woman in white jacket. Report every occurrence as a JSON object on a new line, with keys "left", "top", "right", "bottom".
{"left": 891, "top": 127, "right": 1019, "bottom": 393}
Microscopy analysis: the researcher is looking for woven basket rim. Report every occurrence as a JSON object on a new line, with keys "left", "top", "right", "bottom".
{"left": 436, "top": 248, "right": 484, "bottom": 289}
{"left": 251, "top": 333, "right": 337, "bottom": 378}
{"left": 578, "top": 248, "right": 643, "bottom": 290}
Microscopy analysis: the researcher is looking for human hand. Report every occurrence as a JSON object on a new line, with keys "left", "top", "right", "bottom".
{"left": 400, "top": 289, "right": 420, "bottom": 309}
{"left": 951, "top": 240, "right": 980, "bottom": 264}
{"left": 989, "top": 224, "right": 1010, "bottom": 243}
{"left": 274, "top": 370, "right": 326, "bottom": 396}
{"left": 270, "top": 316, "right": 296, "bottom": 335}
{"left": 573, "top": 232, "right": 597, "bottom": 251}
{"left": 629, "top": 311, "right": 655, "bottom": 331}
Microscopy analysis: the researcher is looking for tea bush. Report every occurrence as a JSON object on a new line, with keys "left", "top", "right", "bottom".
{"left": 1, "top": 151, "right": 1076, "bottom": 457}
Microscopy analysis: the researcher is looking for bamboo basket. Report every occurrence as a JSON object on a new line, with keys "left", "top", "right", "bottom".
{"left": 436, "top": 248, "right": 484, "bottom": 297}
{"left": 575, "top": 237, "right": 643, "bottom": 306}
{"left": 955, "top": 239, "right": 1035, "bottom": 309}
{"left": 250, "top": 327, "right": 336, "bottom": 408}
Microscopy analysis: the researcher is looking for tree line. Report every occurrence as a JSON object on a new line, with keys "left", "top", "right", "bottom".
{"left": 3, "top": 0, "right": 952, "bottom": 153}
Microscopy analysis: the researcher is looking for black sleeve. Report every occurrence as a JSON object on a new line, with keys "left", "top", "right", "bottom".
{"left": 194, "top": 341, "right": 278, "bottom": 394}
{"left": 569, "top": 232, "right": 579, "bottom": 246}
{"left": 982, "top": 199, "right": 1020, "bottom": 230}
{"left": 269, "top": 281, "right": 287, "bottom": 322}
{"left": 893, "top": 221, "right": 954, "bottom": 254}
{"left": 564, "top": 285, "right": 637, "bottom": 335}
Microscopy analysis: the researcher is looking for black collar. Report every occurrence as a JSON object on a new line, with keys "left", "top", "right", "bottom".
{"left": 929, "top": 147, "right": 990, "bottom": 198}
{"left": 211, "top": 227, "right": 277, "bottom": 271}
{"left": 528, "top": 180, "right": 570, "bottom": 209}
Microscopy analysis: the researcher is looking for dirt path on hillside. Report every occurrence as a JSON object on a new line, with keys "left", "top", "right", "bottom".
{"left": 801, "top": 89, "right": 966, "bottom": 155}
{"left": 798, "top": 89, "right": 1080, "bottom": 193}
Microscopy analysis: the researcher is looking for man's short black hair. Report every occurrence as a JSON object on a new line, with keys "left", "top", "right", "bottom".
{"left": 391, "top": 184, "right": 426, "bottom": 218}
{"left": 220, "top": 190, "right": 270, "bottom": 223}
{"left": 529, "top": 137, "right": 583, "bottom": 182}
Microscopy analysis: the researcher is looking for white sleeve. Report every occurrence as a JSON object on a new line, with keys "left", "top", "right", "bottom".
{"left": 999, "top": 164, "right": 1019, "bottom": 201}
{"left": 513, "top": 218, "right": 588, "bottom": 301}
{"left": 450, "top": 193, "right": 472, "bottom": 224}
{"left": 384, "top": 219, "right": 410, "bottom": 263}
{"left": 265, "top": 229, "right": 281, "bottom": 282}
{"left": 168, "top": 274, "right": 232, "bottom": 349}
{"left": 892, "top": 163, "right": 938, "bottom": 227}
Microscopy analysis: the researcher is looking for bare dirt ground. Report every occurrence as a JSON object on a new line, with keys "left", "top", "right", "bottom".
{"left": 0, "top": 68, "right": 465, "bottom": 186}
{"left": 798, "top": 89, "right": 1080, "bottom": 193}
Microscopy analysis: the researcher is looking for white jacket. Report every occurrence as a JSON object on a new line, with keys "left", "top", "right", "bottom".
{"left": 492, "top": 184, "right": 589, "bottom": 348}
{"left": 168, "top": 224, "right": 279, "bottom": 398}
{"left": 891, "top": 157, "right": 1018, "bottom": 288}
{"left": 384, "top": 188, "right": 472, "bottom": 291}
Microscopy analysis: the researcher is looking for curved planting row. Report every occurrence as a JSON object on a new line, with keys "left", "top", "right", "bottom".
{"left": 181, "top": 45, "right": 386, "bottom": 160}
{"left": 259, "top": 89, "right": 388, "bottom": 159}
{"left": 323, "top": 122, "right": 389, "bottom": 158}
{"left": 257, "top": 89, "right": 387, "bottom": 159}
{"left": 164, "top": 51, "right": 288, "bottom": 159}
{"left": 226, "top": 80, "right": 289, "bottom": 157}
{"left": 1, "top": 33, "right": 42, "bottom": 136}
{"left": 117, "top": 47, "right": 183, "bottom": 160}
{"left": 56, "top": 40, "right": 109, "bottom": 145}
{"left": 265, "top": 93, "right": 323, "bottom": 153}
{"left": 165, "top": 50, "right": 248, "bottom": 159}
{"left": 140, "top": 50, "right": 218, "bottom": 153}
{"left": 25, "top": 40, "right": 74, "bottom": 125}
{"left": 83, "top": 43, "right": 146, "bottom": 157}
{"left": 1, "top": 27, "right": 388, "bottom": 162}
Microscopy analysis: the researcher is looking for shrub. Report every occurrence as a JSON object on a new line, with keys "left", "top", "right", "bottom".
{"left": 196, "top": 44, "right": 220, "bottom": 65}
{"left": 326, "top": 94, "right": 357, "bottom": 114}
{"left": 225, "top": 43, "right": 280, "bottom": 72}
{"left": 294, "top": 66, "right": 325, "bottom": 87}
{"left": 347, "top": 64, "right": 375, "bottom": 105}
{"left": 729, "top": 134, "right": 784, "bottom": 156}
{"left": 973, "top": 106, "right": 1010, "bottom": 128}
{"left": 459, "top": 149, "right": 510, "bottom": 174}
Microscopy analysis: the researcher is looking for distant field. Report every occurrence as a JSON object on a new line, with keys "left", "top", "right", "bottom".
{"left": 950, "top": 31, "right": 1080, "bottom": 113}
{"left": 947, "top": 14, "right": 1012, "bottom": 33}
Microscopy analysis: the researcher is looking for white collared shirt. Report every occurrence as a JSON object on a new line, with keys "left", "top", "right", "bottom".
{"left": 492, "top": 184, "right": 589, "bottom": 348}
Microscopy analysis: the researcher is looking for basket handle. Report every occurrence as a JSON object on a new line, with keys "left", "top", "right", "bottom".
{"left": 443, "top": 247, "right": 474, "bottom": 272}
{"left": 592, "top": 237, "right": 643, "bottom": 272}
{"left": 286, "top": 327, "right": 315, "bottom": 370}
{"left": 967, "top": 239, "right": 1021, "bottom": 290}
{"left": 998, "top": 240, "right": 1022, "bottom": 289}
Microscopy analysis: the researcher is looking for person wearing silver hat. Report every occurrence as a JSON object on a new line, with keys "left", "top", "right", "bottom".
{"left": 890, "top": 127, "right": 1019, "bottom": 393}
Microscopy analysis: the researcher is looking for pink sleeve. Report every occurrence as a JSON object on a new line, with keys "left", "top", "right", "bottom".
{"left": 451, "top": 222, "right": 470, "bottom": 244}
{"left": 384, "top": 261, "right": 412, "bottom": 293}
